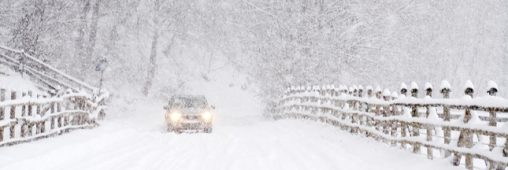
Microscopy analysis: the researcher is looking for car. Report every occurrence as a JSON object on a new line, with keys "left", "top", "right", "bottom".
{"left": 164, "top": 95, "right": 214, "bottom": 133}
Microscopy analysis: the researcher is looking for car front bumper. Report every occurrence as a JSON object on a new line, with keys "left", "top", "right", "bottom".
{"left": 168, "top": 120, "right": 212, "bottom": 130}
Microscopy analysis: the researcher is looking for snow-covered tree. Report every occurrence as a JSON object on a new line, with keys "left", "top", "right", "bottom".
{"left": 1, "top": 0, "right": 507, "bottom": 99}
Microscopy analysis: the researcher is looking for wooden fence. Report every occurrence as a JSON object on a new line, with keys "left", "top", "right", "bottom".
{"left": 275, "top": 81, "right": 508, "bottom": 170}
{"left": 0, "top": 88, "right": 107, "bottom": 147}
{"left": 0, "top": 45, "right": 98, "bottom": 94}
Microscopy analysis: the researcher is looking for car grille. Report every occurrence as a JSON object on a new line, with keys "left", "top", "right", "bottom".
{"left": 184, "top": 115, "right": 200, "bottom": 120}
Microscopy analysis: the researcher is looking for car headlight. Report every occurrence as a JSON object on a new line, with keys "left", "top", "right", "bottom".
{"left": 169, "top": 111, "right": 182, "bottom": 122}
{"left": 201, "top": 111, "right": 212, "bottom": 122}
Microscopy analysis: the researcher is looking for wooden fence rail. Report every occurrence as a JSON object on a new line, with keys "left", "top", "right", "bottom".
{"left": 0, "top": 45, "right": 98, "bottom": 94}
{"left": 0, "top": 88, "right": 106, "bottom": 147}
{"left": 275, "top": 81, "right": 508, "bottom": 170}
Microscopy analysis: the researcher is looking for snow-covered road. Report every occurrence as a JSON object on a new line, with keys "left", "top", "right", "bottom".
{"left": 0, "top": 99, "right": 460, "bottom": 170}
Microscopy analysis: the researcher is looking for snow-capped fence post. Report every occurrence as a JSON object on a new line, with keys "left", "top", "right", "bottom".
{"left": 373, "top": 86, "right": 382, "bottom": 133}
{"left": 36, "top": 100, "right": 42, "bottom": 135}
{"left": 440, "top": 80, "right": 451, "bottom": 157}
{"left": 367, "top": 86, "right": 373, "bottom": 98}
{"left": 453, "top": 81, "right": 475, "bottom": 170}
{"left": 400, "top": 83, "right": 408, "bottom": 97}
{"left": 0, "top": 88, "right": 4, "bottom": 120}
{"left": 27, "top": 91, "right": 33, "bottom": 137}
{"left": 391, "top": 92, "right": 398, "bottom": 101}
{"left": 424, "top": 83, "right": 433, "bottom": 160}
{"left": 350, "top": 86, "right": 359, "bottom": 129}
{"left": 20, "top": 91, "right": 27, "bottom": 138}
{"left": 357, "top": 85, "right": 364, "bottom": 119}
{"left": 375, "top": 86, "right": 382, "bottom": 99}
{"left": 410, "top": 82, "right": 420, "bottom": 153}
{"left": 382, "top": 89, "right": 391, "bottom": 136}
{"left": 49, "top": 102, "right": 54, "bottom": 129}
{"left": 9, "top": 91, "right": 16, "bottom": 139}
{"left": 349, "top": 86, "right": 355, "bottom": 111}
{"left": 399, "top": 83, "right": 408, "bottom": 149}
{"left": 358, "top": 85, "right": 364, "bottom": 98}
{"left": 390, "top": 92, "right": 399, "bottom": 146}
{"left": 353, "top": 85, "right": 359, "bottom": 110}
{"left": 425, "top": 84, "right": 432, "bottom": 97}
{"left": 487, "top": 81, "right": 498, "bottom": 151}
{"left": 366, "top": 86, "right": 373, "bottom": 114}
{"left": 0, "top": 88, "right": 4, "bottom": 142}
{"left": 27, "top": 91, "right": 32, "bottom": 116}
{"left": 353, "top": 85, "right": 358, "bottom": 97}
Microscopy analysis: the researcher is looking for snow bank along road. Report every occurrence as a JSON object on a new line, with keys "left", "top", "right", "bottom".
{"left": 0, "top": 100, "right": 459, "bottom": 170}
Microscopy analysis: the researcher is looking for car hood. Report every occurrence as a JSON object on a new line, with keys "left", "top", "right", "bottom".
{"left": 180, "top": 107, "right": 208, "bottom": 114}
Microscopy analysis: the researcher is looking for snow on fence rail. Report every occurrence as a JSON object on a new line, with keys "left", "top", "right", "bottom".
{"left": 0, "top": 45, "right": 98, "bottom": 94}
{"left": 275, "top": 81, "right": 508, "bottom": 170}
{"left": 0, "top": 88, "right": 107, "bottom": 147}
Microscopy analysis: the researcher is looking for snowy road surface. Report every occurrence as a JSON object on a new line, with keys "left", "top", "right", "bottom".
{"left": 0, "top": 100, "right": 458, "bottom": 170}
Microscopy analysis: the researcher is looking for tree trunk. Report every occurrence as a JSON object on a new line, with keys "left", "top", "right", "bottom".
{"left": 86, "top": 0, "right": 101, "bottom": 64}
{"left": 75, "top": 0, "right": 91, "bottom": 77}
{"left": 143, "top": 30, "right": 159, "bottom": 96}
{"left": 142, "top": 0, "right": 160, "bottom": 96}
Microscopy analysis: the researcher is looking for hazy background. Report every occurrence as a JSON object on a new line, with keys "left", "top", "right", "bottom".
{"left": 1, "top": 0, "right": 507, "bottom": 104}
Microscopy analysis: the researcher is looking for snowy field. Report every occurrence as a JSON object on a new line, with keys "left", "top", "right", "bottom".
{"left": 0, "top": 97, "right": 460, "bottom": 170}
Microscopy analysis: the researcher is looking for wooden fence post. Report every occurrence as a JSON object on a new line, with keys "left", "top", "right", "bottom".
{"left": 50, "top": 102, "right": 55, "bottom": 129}
{"left": 10, "top": 91, "right": 16, "bottom": 139}
{"left": 27, "top": 91, "right": 33, "bottom": 136}
{"left": 0, "top": 88, "right": 4, "bottom": 142}
{"left": 366, "top": 86, "right": 373, "bottom": 115}
{"left": 358, "top": 85, "right": 364, "bottom": 117}
{"left": 390, "top": 91, "right": 398, "bottom": 146}
{"left": 372, "top": 86, "right": 381, "bottom": 132}
{"left": 21, "top": 91, "right": 26, "bottom": 117}
{"left": 351, "top": 87, "right": 358, "bottom": 129}
{"left": 358, "top": 85, "right": 364, "bottom": 98}
{"left": 27, "top": 91, "right": 32, "bottom": 116}
{"left": 348, "top": 86, "right": 353, "bottom": 96}
{"left": 375, "top": 86, "right": 382, "bottom": 99}
{"left": 0, "top": 88, "right": 4, "bottom": 120}
{"left": 20, "top": 91, "right": 27, "bottom": 137}
{"left": 453, "top": 81, "right": 475, "bottom": 170}
{"left": 400, "top": 83, "right": 408, "bottom": 149}
{"left": 424, "top": 83, "right": 433, "bottom": 160}
{"left": 353, "top": 85, "right": 358, "bottom": 97}
{"left": 410, "top": 81, "right": 420, "bottom": 153}
{"left": 487, "top": 81, "right": 498, "bottom": 151}
{"left": 400, "top": 83, "right": 408, "bottom": 97}
{"left": 440, "top": 80, "right": 451, "bottom": 157}
{"left": 382, "top": 89, "right": 391, "bottom": 135}
{"left": 354, "top": 85, "right": 360, "bottom": 110}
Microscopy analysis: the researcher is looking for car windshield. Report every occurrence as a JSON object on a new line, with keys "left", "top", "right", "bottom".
{"left": 172, "top": 96, "right": 207, "bottom": 109}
